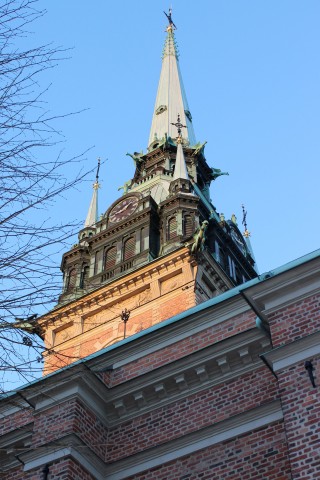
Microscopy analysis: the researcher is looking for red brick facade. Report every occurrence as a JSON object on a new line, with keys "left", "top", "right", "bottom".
{"left": 128, "top": 422, "right": 291, "bottom": 480}
{"left": 0, "top": 252, "right": 319, "bottom": 479}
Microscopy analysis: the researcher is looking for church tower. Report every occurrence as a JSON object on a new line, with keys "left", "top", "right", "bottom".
{"left": 40, "top": 13, "right": 257, "bottom": 374}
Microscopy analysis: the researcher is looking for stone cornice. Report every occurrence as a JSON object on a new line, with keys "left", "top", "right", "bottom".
{"left": 26, "top": 366, "right": 110, "bottom": 425}
{"left": 246, "top": 255, "right": 320, "bottom": 315}
{"left": 0, "top": 396, "right": 31, "bottom": 418}
{"left": 262, "top": 330, "right": 320, "bottom": 373}
{"left": 102, "top": 329, "right": 272, "bottom": 425}
{"left": 0, "top": 423, "right": 33, "bottom": 470}
{"left": 17, "top": 328, "right": 271, "bottom": 430}
{"left": 19, "top": 434, "right": 105, "bottom": 479}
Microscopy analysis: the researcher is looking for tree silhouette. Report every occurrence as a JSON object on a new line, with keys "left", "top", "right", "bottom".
{"left": 0, "top": 0, "right": 90, "bottom": 393}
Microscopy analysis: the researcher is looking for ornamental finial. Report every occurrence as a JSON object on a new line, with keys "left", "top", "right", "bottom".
{"left": 242, "top": 204, "right": 251, "bottom": 237}
{"left": 171, "top": 114, "right": 186, "bottom": 142}
{"left": 164, "top": 8, "right": 177, "bottom": 30}
{"left": 93, "top": 157, "right": 101, "bottom": 190}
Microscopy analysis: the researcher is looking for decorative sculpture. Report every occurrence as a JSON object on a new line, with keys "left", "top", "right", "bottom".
{"left": 126, "top": 152, "right": 144, "bottom": 166}
{"left": 209, "top": 167, "right": 229, "bottom": 181}
{"left": 191, "top": 220, "right": 209, "bottom": 254}
{"left": 118, "top": 180, "right": 132, "bottom": 195}
{"left": 192, "top": 141, "right": 207, "bottom": 157}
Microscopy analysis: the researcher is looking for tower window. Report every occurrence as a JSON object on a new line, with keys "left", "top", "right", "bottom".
{"left": 105, "top": 246, "right": 117, "bottom": 271}
{"left": 123, "top": 236, "right": 135, "bottom": 261}
{"left": 80, "top": 265, "right": 89, "bottom": 289}
{"left": 167, "top": 216, "right": 177, "bottom": 240}
{"left": 141, "top": 227, "right": 148, "bottom": 251}
{"left": 183, "top": 214, "right": 193, "bottom": 237}
{"left": 66, "top": 268, "right": 77, "bottom": 291}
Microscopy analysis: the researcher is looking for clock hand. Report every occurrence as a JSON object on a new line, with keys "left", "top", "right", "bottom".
{"left": 117, "top": 205, "right": 129, "bottom": 214}
{"left": 120, "top": 202, "right": 134, "bottom": 212}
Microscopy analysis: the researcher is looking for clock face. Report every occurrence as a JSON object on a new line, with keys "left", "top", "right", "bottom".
{"left": 109, "top": 196, "right": 138, "bottom": 223}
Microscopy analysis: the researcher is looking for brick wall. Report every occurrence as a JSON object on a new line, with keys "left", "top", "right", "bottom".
{"left": 32, "top": 399, "right": 107, "bottom": 460}
{"left": 268, "top": 293, "right": 320, "bottom": 348}
{"left": 127, "top": 421, "right": 291, "bottom": 480}
{"left": 0, "top": 407, "right": 33, "bottom": 436}
{"left": 106, "top": 367, "right": 277, "bottom": 462}
{"left": 103, "top": 310, "right": 256, "bottom": 387}
{"left": 277, "top": 355, "right": 320, "bottom": 479}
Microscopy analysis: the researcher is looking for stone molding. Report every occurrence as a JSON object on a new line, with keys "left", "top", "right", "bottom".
{"left": 17, "top": 401, "right": 282, "bottom": 479}
{"left": 105, "top": 400, "right": 283, "bottom": 479}
{"left": 247, "top": 257, "right": 320, "bottom": 315}
{"left": 105, "top": 329, "right": 271, "bottom": 425}
{"left": 262, "top": 330, "right": 320, "bottom": 373}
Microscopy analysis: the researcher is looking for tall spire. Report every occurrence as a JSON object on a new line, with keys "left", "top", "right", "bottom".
{"left": 84, "top": 158, "right": 100, "bottom": 227}
{"left": 148, "top": 11, "right": 196, "bottom": 148}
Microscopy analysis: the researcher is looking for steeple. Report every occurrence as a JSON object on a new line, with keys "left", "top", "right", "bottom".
{"left": 148, "top": 11, "right": 196, "bottom": 148}
{"left": 84, "top": 158, "right": 100, "bottom": 227}
{"left": 45, "top": 11, "right": 258, "bottom": 375}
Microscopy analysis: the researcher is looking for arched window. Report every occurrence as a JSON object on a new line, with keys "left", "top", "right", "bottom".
{"left": 104, "top": 246, "right": 117, "bottom": 271}
{"left": 123, "top": 236, "right": 135, "bottom": 261}
{"left": 183, "top": 214, "right": 193, "bottom": 238}
{"left": 167, "top": 216, "right": 177, "bottom": 240}
{"left": 67, "top": 268, "right": 77, "bottom": 291}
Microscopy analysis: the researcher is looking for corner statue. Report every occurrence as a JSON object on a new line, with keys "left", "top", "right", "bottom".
{"left": 209, "top": 167, "right": 229, "bottom": 181}
{"left": 126, "top": 152, "right": 144, "bottom": 166}
{"left": 191, "top": 220, "right": 209, "bottom": 254}
{"left": 118, "top": 180, "right": 132, "bottom": 195}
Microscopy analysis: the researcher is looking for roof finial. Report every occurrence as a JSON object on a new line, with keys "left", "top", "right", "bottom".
{"left": 242, "top": 204, "right": 250, "bottom": 237}
{"left": 171, "top": 113, "right": 186, "bottom": 143}
{"left": 93, "top": 157, "right": 101, "bottom": 191}
{"left": 164, "top": 7, "right": 177, "bottom": 30}
{"left": 84, "top": 158, "right": 101, "bottom": 227}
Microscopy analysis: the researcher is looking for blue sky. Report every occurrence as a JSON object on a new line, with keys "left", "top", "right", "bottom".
{"left": 29, "top": 0, "right": 320, "bottom": 274}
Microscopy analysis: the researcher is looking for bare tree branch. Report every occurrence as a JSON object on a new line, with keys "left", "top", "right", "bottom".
{"left": 0, "top": 0, "right": 92, "bottom": 391}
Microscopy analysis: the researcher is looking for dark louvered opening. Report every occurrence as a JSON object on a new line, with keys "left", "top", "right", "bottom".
{"left": 94, "top": 249, "right": 103, "bottom": 275}
{"left": 105, "top": 246, "right": 117, "bottom": 270}
{"left": 123, "top": 236, "right": 135, "bottom": 261}
{"left": 184, "top": 214, "right": 193, "bottom": 237}
{"left": 168, "top": 217, "right": 177, "bottom": 240}
{"left": 67, "top": 268, "right": 77, "bottom": 291}
{"left": 81, "top": 265, "right": 89, "bottom": 288}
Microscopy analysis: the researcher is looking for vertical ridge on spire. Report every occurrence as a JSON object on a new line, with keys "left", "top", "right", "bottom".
{"left": 84, "top": 158, "right": 100, "bottom": 227}
{"left": 148, "top": 15, "right": 196, "bottom": 148}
